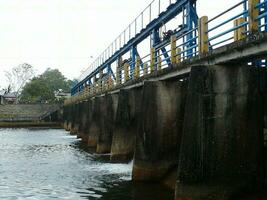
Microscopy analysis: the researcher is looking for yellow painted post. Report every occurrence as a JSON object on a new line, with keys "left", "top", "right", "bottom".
{"left": 143, "top": 63, "right": 148, "bottom": 75}
{"left": 158, "top": 56, "right": 162, "bottom": 70}
{"left": 234, "top": 18, "right": 246, "bottom": 41}
{"left": 109, "top": 76, "right": 114, "bottom": 89}
{"left": 93, "top": 76, "right": 97, "bottom": 94}
{"left": 116, "top": 57, "right": 122, "bottom": 85}
{"left": 150, "top": 48, "right": 156, "bottom": 72}
{"left": 176, "top": 48, "right": 181, "bottom": 64}
{"left": 124, "top": 63, "right": 129, "bottom": 82}
{"left": 134, "top": 56, "right": 140, "bottom": 79}
{"left": 99, "top": 70, "right": 103, "bottom": 92}
{"left": 171, "top": 35, "right": 177, "bottom": 65}
{"left": 249, "top": 0, "right": 259, "bottom": 33}
{"left": 198, "top": 16, "right": 209, "bottom": 54}
{"left": 234, "top": 19, "right": 239, "bottom": 41}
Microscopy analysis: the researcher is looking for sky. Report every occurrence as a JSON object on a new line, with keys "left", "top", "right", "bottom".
{"left": 0, "top": 0, "right": 240, "bottom": 88}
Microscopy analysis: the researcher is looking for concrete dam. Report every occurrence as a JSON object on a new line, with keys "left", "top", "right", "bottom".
{"left": 63, "top": 0, "right": 267, "bottom": 199}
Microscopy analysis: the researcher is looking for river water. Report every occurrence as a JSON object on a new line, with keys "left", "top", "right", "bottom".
{"left": 0, "top": 128, "right": 173, "bottom": 200}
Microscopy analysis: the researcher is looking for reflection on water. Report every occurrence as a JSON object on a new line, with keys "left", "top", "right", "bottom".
{"left": 0, "top": 129, "right": 173, "bottom": 200}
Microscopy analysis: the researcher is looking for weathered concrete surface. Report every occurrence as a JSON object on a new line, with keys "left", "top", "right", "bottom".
{"left": 68, "top": 103, "right": 75, "bottom": 133}
{"left": 87, "top": 97, "right": 102, "bottom": 148}
{"left": 70, "top": 103, "right": 81, "bottom": 135}
{"left": 110, "top": 88, "right": 142, "bottom": 161}
{"left": 77, "top": 101, "right": 90, "bottom": 143}
{"left": 96, "top": 93, "right": 119, "bottom": 154}
{"left": 175, "top": 65, "right": 265, "bottom": 200}
{"left": 63, "top": 104, "right": 71, "bottom": 130}
{"left": 132, "top": 80, "right": 187, "bottom": 185}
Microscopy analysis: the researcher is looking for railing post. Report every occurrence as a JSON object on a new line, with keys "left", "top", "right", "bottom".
{"left": 176, "top": 48, "right": 181, "bottom": 64}
{"left": 143, "top": 63, "right": 148, "bottom": 75}
{"left": 234, "top": 18, "right": 246, "bottom": 41}
{"left": 248, "top": 0, "right": 259, "bottom": 33}
{"left": 134, "top": 56, "right": 140, "bottom": 79}
{"left": 93, "top": 76, "right": 97, "bottom": 94}
{"left": 124, "top": 63, "right": 129, "bottom": 81}
{"left": 150, "top": 48, "right": 156, "bottom": 72}
{"left": 158, "top": 56, "right": 162, "bottom": 70}
{"left": 198, "top": 16, "right": 209, "bottom": 54}
{"left": 171, "top": 35, "right": 177, "bottom": 65}
{"left": 107, "top": 75, "right": 114, "bottom": 89}
{"left": 99, "top": 70, "right": 103, "bottom": 92}
{"left": 116, "top": 57, "right": 122, "bottom": 85}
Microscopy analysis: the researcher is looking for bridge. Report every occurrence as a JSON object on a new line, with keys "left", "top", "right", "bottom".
{"left": 63, "top": 0, "right": 267, "bottom": 199}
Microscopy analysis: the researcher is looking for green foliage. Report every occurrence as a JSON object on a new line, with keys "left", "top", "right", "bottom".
{"left": 20, "top": 68, "right": 73, "bottom": 103}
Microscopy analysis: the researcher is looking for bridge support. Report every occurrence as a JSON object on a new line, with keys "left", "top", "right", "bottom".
{"left": 96, "top": 93, "right": 119, "bottom": 154}
{"left": 132, "top": 80, "right": 187, "bottom": 188}
{"left": 70, "top": 103, "right": 80, "bottom": 135}
{"left": 77, "top": 101, "right": 90, "bottom": 143}
{"left": 63, "top": 104, "right": 71, "bottom": 131}
{"left": 110, "top": 88, "right": 142, "bottom": 161}
{"left": 175, "top": 65, "right": 265, "bottom": 199}
{"left": 87, "top": 97, "right": 102, "bottom": 148}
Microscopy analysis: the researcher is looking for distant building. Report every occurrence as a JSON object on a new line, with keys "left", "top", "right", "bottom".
{"left": 3, "top": 93, "right": 17, "bottom": 104}
{"left": 0, "top": 90, "right": 17, "bottom": 105}
{"left": 54, "top": 90, "right": 71, "bottom": 101}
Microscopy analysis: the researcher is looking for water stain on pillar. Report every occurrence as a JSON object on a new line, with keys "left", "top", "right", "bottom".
{"left": 110, "top": 88, "right": 142, "bottom": 162}
{"left": 175, "top": 65, "right": 265, "bottom": 200}
{"left": 132, "top": 80, "right": 187, "bottom": 189}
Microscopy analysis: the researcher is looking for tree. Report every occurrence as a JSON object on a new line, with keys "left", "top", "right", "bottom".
{"left": 5, "top": 63, "right": 35, "bottom": 98}
{"left": 20, "top": 68, "right": 73, "bottom": 103}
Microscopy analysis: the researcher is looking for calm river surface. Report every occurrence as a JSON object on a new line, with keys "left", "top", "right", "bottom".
{"left": 0, "top": 128, "right": 173, "bottom": 200}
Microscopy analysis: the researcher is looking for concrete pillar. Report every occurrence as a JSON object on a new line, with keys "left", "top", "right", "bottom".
{"left": 74, "top": 103, "right": 82, "bottom": 137}
{"left": 87, "top": 96, "right": 102, "bottom": 148}
{"left": 110, "top": 88, "right": 142, "bottom": 161}
{"left": 175, "top": 65, "right": 265, "bottom": 199}
{"left": 132, "top": 80, "right": 187, "bottom": 188}
{"left": 70, "top": 103, "right": 80, "bottom": 135}
{"left": 63, "top": 104, "right": 71, "bottom": 131}
{"left": 97, "top": 93, "right": 119, "bottom": 154}
{"left": 77, "top": 100, "right": 90, "bottom": 143}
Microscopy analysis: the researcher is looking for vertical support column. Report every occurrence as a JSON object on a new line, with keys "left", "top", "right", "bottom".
{"left": 124, "top": 63, "right": 130, "bottom": 82}
{"left": 99, "top": 70, "right": 103, "bottom": 92}
{"left": 131, "top": 46, "right": 137, "bottom": 79}
{"left": 234, "top": 18, "right": 246, "bottom": 41}
{"left": 134, "top": 56, "right": 140, "bottom": 79}
{"left": 171, "top": 35, "right": 177, "bottom": 65}
{"left": 93, "top": 75, "right": 97, "bottom": 94}
{"left": 175, "top": 65, "right": 265, "bottom": 199}
{"left": 158, "top": 56, "right": 162, "bottom": 70}
{"left": 249, "top": 0, "right": 259, "bottom": 33}
{"left": 110, "top": 88, "right": 142, "bottom": 161}
{"left": 133, "top": 80, "right": 188, "bottom": 185}
{"left": 116, "top": 57, "right": 122, "bottom": 85}
{"left": 150, "top": 48, "right": 156, "bottom": 72}
{"left": 176, "top": 48, "right": 181, "bottom": 64}
{"left": 198, "top": 16, "right": 209, "bottom": 54}
{"left": 143, "top": 63, "right": 148, "bottom": 75}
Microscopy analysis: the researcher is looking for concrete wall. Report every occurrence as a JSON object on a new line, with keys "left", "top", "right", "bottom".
{"left": 133, "top": 80, "right": 187, "bottom": 186}
{"left": 87, "top": 97, "right": 102, "bottom": 148}
{"left": 175, "top": 65, "right": 265, "bottom": 199}
{"left": 97, "top": 93, "right": 119, "bottom": 154}
{"left": 63, "top": 64, "right": 266, "bottom": 199}
{"left": 110, "top": 88, "right": 142, "bottom": 161}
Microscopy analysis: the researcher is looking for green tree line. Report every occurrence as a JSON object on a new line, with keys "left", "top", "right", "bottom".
{"left": 20, "top": 68, "right": 76, "bottom": 103}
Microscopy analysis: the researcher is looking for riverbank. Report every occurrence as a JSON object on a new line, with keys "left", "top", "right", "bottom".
{"left": 0, "top": 121, "right": 62, "bottom": 128}
{"left": 0, "top": 104, "right": 62, "bottom": 128}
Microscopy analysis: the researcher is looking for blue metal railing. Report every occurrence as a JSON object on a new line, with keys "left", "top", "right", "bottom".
{"left": 69, "top": 0, "right": 267, "bottom": 99}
